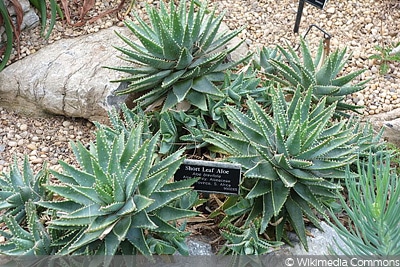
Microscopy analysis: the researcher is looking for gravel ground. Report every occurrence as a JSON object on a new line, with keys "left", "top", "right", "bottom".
{"left": 1, "top": 0, "right": 400, "bottom": 173}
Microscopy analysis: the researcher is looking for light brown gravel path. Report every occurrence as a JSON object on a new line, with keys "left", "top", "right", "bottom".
{"left": 0, "top": 107, "right": 95, "bottom": 173}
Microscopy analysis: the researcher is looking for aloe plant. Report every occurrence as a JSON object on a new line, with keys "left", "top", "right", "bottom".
{"left": 100, "top": 104, "right": 154, "bottom": 143}
{"left": 221, "top": 71, "right": 270, "bottom": 108}
{"left": 205, "top": 86, "right": 364, "bottom": 250}
{"left": 0, "top": 157, "right": 50, "bottom": 224}
{"left": 107, "top": 0, "right": 251, "bottom": 112}
{"left": 0, "top": 202, "right": 53, "bottom": 255}
{"left": 252, "top": 46, "right": 281, "bottom": 74}
{"left": 38, "top": 120, "right": 198, "bottom": 255}
{"left": 219, "top": 223, "right": 283, "bottom": 255}
{"left": 265, "top": 39, "right": 368, "bottom": 116}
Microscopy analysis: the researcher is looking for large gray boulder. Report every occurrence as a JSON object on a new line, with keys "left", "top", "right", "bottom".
{"left": 0, "top": 26, "right": 130, "bottom": 123}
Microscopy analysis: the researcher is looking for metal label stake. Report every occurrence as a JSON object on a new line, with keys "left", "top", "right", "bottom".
{"left": 294, "top": 0, "right": 328, "bottom": 33}
{"left": 294, "top": 0, "right": 305, "bottom": 33}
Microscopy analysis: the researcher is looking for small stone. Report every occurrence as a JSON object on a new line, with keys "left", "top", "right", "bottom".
{"left": 8, "top": 141, "right": 18, "bottom": 147}
{"left": 371, "top": 66, "right": 378, "bottom": 74}
{"left": 326, "top": 7, "right": 335, "bottom": 14}
{"left": 105, "top": 21, "right": 113, "bottom": 28}
{"left": 365, "top": 23, "right": 373, "bottom": 31}
{"left": 31, "top": 158, "right": 43, "bottom": 164}
{"left": 382, "top": 104, "right": 391, "bottom": 112}
{"left": 62, "top": 121, "right": 71, "bottom": 127}
{"left": 58, "top": 136, "right": 68, "bottom": 142}
{"left": 32, "top": 136, "right": 39, "bottom": 142}
{"left": 27, "top": 143, "right": 37, "bottom": 151}
{"left": 19, "top": 124, "right": 28, "bottom": 131}
{"left": 357, "top": 100, "right": 365, "bottom": 106}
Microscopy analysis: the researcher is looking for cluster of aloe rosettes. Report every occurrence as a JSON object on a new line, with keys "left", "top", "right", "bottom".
{"left": 0, "top": 0, "right": 390, "bottom": 258}
{"left": 0, "top": 111, "right": 199, "bottom": 256}
{"left": 205, "top": 86, "right": 371, "bottom": 250}
{"left": 107, "top": 0, "right": 251, "bottom": 112}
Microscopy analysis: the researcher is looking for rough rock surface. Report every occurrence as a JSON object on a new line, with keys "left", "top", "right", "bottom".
{"left": 187, "top": 238, "right": 213, "bottom": 255}
{"left": 0, "top": 26, "right": 130, "bottom": 123}
{"left": 274, "top": 221, "right": 349, "bottom": 256}
{"left": 368, "top": 108, "right": 400, "bottom": 147}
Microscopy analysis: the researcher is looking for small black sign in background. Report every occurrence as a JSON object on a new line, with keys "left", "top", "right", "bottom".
{"left": 174, "top": 159, "right": 241, "bottom": 195}
{"left": 305, "top": 0, "right": 327, "bottom": 9}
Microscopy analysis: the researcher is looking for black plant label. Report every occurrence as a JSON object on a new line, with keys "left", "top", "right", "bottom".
{"left": 175, "top": 159, "right": 241, "bottom": 195}
{"left": 305, "top": 0, "right": 327, "bottom": 9}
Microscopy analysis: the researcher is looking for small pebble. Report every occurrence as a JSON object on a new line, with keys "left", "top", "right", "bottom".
{"left": 357, "top": 100, "right": 365, "bottom": 106}
{"left": 27, "top": 143, "right": 38, "bottom": 150}
{"left": 8, "top": 141, "right": 18, "bottom": 147}
{"left": 19, "top": 124, "right": 28, "bottom": 131}
{"left": 326, "top": 7, "right": 336, "bottom": 14}
{"left": 31, "top": 158, "right": 43, "bottom": 164}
